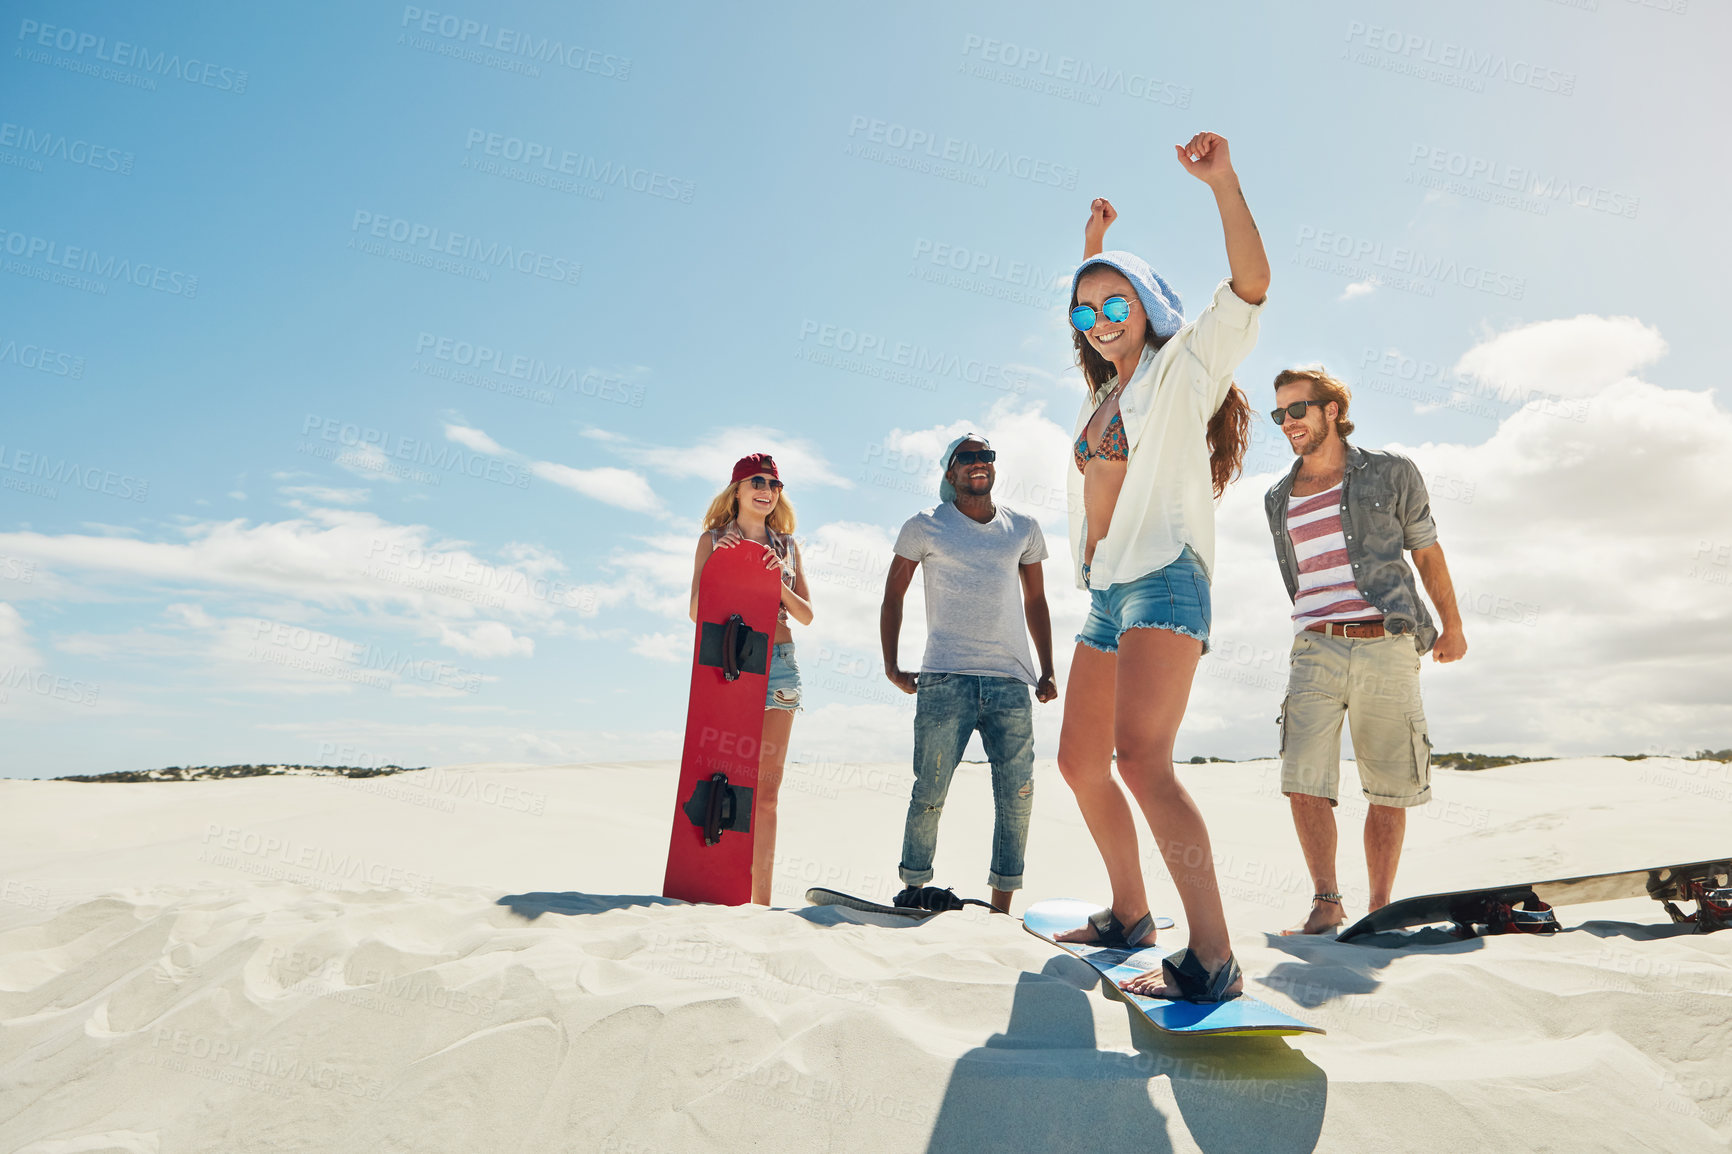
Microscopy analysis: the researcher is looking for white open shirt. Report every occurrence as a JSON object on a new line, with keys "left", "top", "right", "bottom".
{"left": 1066, "top": 278, "right": 1265, "bottom": 590}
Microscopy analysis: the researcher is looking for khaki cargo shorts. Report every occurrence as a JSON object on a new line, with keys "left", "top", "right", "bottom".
{"left": 1278, "top": 630, "right": 1432, "bottom": 808}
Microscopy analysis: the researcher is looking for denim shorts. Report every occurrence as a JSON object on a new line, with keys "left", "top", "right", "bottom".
{"left": 765, "top": 642, "right": 802, "bottom": 711}
{"left": 1076, "top": 546, "right": 1212, "bottom": 655}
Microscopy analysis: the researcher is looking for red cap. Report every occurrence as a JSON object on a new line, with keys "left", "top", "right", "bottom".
{"left": 730, "top": 453, "right": 778, "bottom": 484}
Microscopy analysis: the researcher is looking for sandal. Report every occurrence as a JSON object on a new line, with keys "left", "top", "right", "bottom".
{"left": 1081, "top": 907, "right": 1158, "bottom": 949}
{"left": 1147, "top": 947, "right": 1242, "bottom": 1003}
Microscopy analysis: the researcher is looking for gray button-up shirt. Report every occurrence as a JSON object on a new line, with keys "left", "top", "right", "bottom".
{"left": 1264, "top": 442, "right": 1441, "bottom": 653}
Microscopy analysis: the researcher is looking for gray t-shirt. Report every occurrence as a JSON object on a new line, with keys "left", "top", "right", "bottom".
{"left": 893, "top": 502, "right": 1048, "bottom": 684}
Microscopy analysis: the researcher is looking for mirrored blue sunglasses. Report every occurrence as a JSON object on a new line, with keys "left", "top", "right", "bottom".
{"left": 1070, "top": 295, "right": 1132, "bottom": 333}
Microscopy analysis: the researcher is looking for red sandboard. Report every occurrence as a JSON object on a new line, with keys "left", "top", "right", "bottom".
{"left": 662, "top": 542, "right": 784, "bottom": 905}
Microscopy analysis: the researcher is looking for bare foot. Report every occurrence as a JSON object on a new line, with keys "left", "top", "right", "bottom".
{"left": 1120, "top": 951, "right": 1243, "bottom": 999}
{"left": 1281, "top": 896, "right": 1346, "bottom": 936}
{"left": 1054, "top": 910, "right": 1157, "bottom": 948}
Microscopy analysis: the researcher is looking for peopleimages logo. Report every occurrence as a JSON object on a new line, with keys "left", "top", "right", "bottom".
{"left": 349, "top": 211, "right": 580, "bottom": 285}
{"left": 462, "top": 130, "right": 693, "bottom": 202}
{"left": 0, "top": 444, "right": 148, "bottom": 500}
{"left": 299, "top": 415, "right": 531, "bottom": 488}
{"left": 1343, "top": 21, "right": 1576, "bottom": 95}
{"left": 1294, "top": 226, "right": 1526, "bottom": 300}
{"left": 959, "top": 35, "right": 1192, "bottom": 108}
{"left": 398, "top": 7, "right": 630, "bottom": 78}
{"left": 0, "top": 121, "right": 133, "bottom": 174}
{"left": 0, "top": 338, "right": 84, "bottom": 378}
{"left": 845, "top": 116, "right": 1079, "bottom": 189}
{"left": 0, "top": 228, "right": 197, "bottom": 297}
{"left": 15, "top": 18, "right": 248, "bottom": 92}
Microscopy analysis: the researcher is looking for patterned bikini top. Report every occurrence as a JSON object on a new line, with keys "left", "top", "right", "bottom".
{"left": 1073, "top": 409, "right": 1129, "bottom": 474}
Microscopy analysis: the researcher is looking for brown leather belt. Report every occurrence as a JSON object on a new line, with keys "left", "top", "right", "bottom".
{"left": 1306, "top": 620, "right": 1386, "bottom": 639}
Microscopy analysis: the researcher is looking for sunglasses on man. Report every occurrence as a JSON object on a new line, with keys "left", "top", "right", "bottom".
{"left": 1270, "top": 400, "right": 1328, "bottom": 424}
{"left": 950, "top": 449, "right": 996, "bottom": 467}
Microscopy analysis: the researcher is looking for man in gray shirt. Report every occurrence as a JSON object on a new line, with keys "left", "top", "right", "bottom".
{"left": 881, "top": 433, "right": 1057, "bottom": 912}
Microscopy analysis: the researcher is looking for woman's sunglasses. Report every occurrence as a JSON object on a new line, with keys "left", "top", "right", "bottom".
{"left": 745, "top": 475, "right": 783, "bottom": 491}
{"left": 1070, "top": 296, "right": 1132, "bottom": 333}
{"left": 1269, "top": 400, "right": 1328, "bottom": 424}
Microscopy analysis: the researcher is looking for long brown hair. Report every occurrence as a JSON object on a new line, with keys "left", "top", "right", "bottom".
{"left": 1071, "top": 306, "right": 1250, "bottom": 500}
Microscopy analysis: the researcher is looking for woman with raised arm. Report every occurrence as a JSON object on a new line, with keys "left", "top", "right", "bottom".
{"left": 688, "top": 453, "right": 814, "bottom": 905}
{"left": 1054, "top": 132, "right": 1267, "bottom": 1002}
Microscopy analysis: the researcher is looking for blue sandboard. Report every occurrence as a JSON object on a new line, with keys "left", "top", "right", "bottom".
{"left": 1023, "top": 898, "right": 1322, "bottom": 1038}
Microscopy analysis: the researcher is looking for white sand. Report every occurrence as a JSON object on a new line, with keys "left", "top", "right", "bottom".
{"left": 1, "top": 756, "right": 1729, "bottom": 1152}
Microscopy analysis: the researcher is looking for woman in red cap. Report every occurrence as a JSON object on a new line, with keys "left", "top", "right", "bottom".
{"left": 688, "top": 452, "right": 814, "bottom": 905}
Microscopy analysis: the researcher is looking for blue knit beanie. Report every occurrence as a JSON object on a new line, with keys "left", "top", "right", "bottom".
{"left": 1071, "top": 250, "right": 1184, "bottom": 341}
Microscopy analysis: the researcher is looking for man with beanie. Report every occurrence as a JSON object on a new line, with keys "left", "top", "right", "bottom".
{"left": 881, "top": 434, "right": 1056, "bottom": 913}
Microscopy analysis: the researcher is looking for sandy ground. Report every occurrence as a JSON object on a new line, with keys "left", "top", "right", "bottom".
{"left": 1, "top": 755, "right": 1729, "bottom": 1153}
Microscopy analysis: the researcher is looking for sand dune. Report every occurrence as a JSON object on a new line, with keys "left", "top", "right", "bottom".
{"left": 1, "top": 756, "right": 1728, "bottom": 1152}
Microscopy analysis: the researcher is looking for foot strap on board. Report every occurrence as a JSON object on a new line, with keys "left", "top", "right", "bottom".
{"left": 698, "top": 614, "right": 769, "bottom": 682}
{"left": 1482, "top": 897, "right": 1560, "bottom": 935}
{"left": 681, "top": 773, "right": 754, "bottom": 845}
{"left": 891, "top": 885, "right": 999, "bottom": 913}
{"left": 1663, "top": 881, "right": 1732, "bottom": 933}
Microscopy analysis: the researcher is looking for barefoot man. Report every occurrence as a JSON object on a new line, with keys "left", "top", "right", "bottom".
{"left": 882, "top": 434, "right": 1058, "bottom": 913}
{"left": 1265, "top": 367, "right": 1467, "bottom": 934}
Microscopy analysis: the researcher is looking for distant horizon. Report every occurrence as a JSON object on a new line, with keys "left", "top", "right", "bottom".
{"left": 29, "top": 747, "right": 1732, "bottom": 784}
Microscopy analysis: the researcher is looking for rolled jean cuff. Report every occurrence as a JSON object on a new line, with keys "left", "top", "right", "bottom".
{"left": 986, "top": 870, "right": 1023, "bottom": 892}
{"left": 898, "top": 864, "right": 934, "bottom": 886}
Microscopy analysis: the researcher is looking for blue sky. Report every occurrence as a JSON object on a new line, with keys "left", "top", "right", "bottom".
{"left": 4, "top": 1, "right": 1730, "bottom": 777}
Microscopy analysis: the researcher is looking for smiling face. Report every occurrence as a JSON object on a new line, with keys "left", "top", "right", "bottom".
{"left": 1274, "top": 381, "right": 1338, "bottom": 457}
{"left": 734, "top": 473, "right": 781, "bottom": 518}
{"left": 945, "top": 438, "right": 994, "bottom": 499}
{"left": 1074, "top": 267, "right": 1146, "bottom": 362}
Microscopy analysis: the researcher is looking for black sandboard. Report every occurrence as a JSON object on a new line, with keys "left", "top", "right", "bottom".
{"left": 805, "top": 887, "right": 944, "bottom": 920}
{"left": 1338, "top": 855, "right": 1732, "bottom": 943}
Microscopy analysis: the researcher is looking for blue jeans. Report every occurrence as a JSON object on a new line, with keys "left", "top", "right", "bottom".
{"left": 899, "top": 673, "right": 1034, "bottom": 891}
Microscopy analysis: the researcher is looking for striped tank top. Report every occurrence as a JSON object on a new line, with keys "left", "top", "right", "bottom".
{"left": 1286, "top": 482, "right": 1382, "bottom": 633}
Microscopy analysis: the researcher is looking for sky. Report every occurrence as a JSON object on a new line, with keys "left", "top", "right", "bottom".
{"left": 3, "top": 0, "right": 1730, "bottom": 778}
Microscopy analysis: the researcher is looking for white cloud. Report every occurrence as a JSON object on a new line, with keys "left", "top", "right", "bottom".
{"left": 630, "top": 632, "right": 686, "bottom": 662}
{"left": 604, "top": 425, "right": 852, "bottom": 490}
{"left": 333, "top": 441, "right": 399, "bottom": 482}
{"left": 0, "top": 602, "right": 43, "bottom": 671}
{"left": 426, "top": 422, "right": 667, "bottom": 517}
{"left": 437, "top": 621, "right": 534, "bottom": 659}
{"left": 279, "top": 485, "right": 369, "bottom": 506}
{"left": 876, "top": 397, "right": 1076, "bottom": 537}
{"left": 0, "top": 510, "right": 611, "bottom": 663}
{"left": 443, "top": 423, "right": 510, "bottom": 456}
{"left": 1339, "top": 280, "right": 1378, "bottom": 301}
{"left": 1454, "top": 315, "right": 1667, "bottom": 399}
{"left": 531, "top": 462, "right": 664, "bottom": 515}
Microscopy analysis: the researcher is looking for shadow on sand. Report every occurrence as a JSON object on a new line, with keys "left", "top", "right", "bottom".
{"left": 923, "top": 956, "right": 1326, "bottom": 1154}
{"left": 1257, "top": 917, "right": 1704, "bottom": 1010}
{"left": 495, "top": 891, "right": 684, "bottom": 921}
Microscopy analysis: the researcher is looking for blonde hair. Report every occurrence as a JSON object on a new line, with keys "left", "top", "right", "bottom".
{"left": 701, "top": 479, "right": 796, "bottom": 536}
{"left": 1273, "top": 365, "right": 1356, "bottom": 440}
